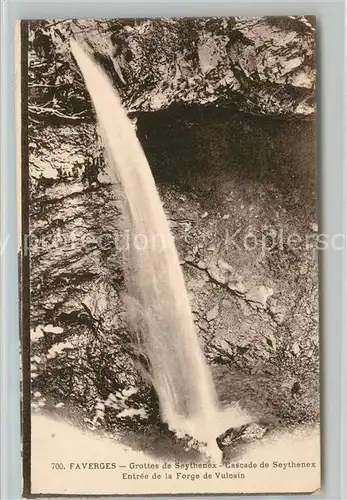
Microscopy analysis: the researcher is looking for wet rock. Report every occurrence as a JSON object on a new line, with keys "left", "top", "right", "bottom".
{"left": 216, "top": 422, "right": 267, "bottom": 451}
{"left": 196, "top": 318, "right": 209, "bottom": 333}
{"left": 42, "top": 324, "right": 64, "bottom": 335}
{"left": 206, "top": 305, "right": 219, "bottom": 322}
{"left": 245, "top": 285, "right": 273, "bottom": 309}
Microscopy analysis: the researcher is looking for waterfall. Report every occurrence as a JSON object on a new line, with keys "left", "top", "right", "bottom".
{"left": 70, "top": 40, "right": 222, "bottom": 452}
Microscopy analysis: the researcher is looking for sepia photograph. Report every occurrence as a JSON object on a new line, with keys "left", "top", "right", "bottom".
{"left": 18, "top": 16, "right": 319, "bottom": 495}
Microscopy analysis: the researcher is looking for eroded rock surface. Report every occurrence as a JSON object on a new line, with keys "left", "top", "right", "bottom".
{"left": 28, "top": 109, "right": 319, "bottom": 431}
{"left": 29, "top": 16, "right": 316, "bottom": 119}
{"left": 27, "top": 17, "right": 318, "bottom": 440}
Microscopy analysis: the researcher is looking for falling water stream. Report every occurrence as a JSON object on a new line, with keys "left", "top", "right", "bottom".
{"left": 70, "top": 40, "right": 239, "bottom": 458}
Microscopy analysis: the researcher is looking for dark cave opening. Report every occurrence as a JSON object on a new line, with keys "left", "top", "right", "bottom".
{"left": 136, "top": 106, "right": 317, "bottom": 218}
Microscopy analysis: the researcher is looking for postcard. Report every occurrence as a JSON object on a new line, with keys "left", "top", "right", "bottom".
{"left": 17, "top": 16, "right": 319, "bottom": 496}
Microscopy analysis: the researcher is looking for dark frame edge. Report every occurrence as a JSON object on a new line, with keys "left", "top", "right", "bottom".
{"left": 20, "top": 19, "right": 32, "bottom": 499}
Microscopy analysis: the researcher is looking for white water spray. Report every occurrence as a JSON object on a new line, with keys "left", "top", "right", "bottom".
{"left": 70, "top": 40, "right": 224, "bottom": 454}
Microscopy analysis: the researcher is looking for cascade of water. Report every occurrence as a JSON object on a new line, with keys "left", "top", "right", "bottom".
{"left": 70, "top": 40, "right": 222, "bottom": 452}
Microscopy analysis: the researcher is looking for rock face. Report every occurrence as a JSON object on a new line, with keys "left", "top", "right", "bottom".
{"left": 114, "top": 16, "right": 315, "bottom": 116}
{"left": 88, "top": 16, "right": 316, "bottom": 116}
{"left": 28, "top": 111, "right": 319, "bottom": 430}
{"left": 27, "top": 17, "right": 319, "bottom": 438}
{"left": 225, "top": 17, "right": 315, "bottom": 116}
{"left": 216, "top": 422, "right": 268, "bottom": 451}
{"left": 30, "top": 16, "right": 316, "bottom": 120}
